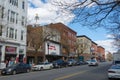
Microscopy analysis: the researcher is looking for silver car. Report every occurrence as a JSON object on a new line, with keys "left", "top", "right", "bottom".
{"left": 88, "top": 59, "right": 98, "bottom": 66}
{"left": 32, "top": 62, "right": 53, "bottom": 71}
{"left": 108, "top": 65, "right": 120, "bottom": 80}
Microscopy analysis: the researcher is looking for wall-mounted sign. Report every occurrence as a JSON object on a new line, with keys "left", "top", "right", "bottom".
{"left": 5, "top": 46, "right": 16, "bottom": 53}
{"left": 45, "top": 42, "right": 60, "bottom": 55}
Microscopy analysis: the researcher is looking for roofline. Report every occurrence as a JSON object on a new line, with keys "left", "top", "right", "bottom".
{"left": 77, "top": 35, "right": 92, "bottom": 41}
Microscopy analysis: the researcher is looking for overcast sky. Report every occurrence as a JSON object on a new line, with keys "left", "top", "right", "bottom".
{"left": 27, "top": 0, "right": 116, "bottom": 53}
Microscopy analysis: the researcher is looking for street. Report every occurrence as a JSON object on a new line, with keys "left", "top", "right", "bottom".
{"left": 0, "top": 62, "right": 111, "bottom": 80}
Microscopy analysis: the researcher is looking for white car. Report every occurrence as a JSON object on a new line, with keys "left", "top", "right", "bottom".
{"left": 88, "top": 59, "right": 98, "bottom": 66}
{"left": 32, "top": 62, "right": 53, "bottom": 71}
{"left": 108, "top": 65, "right": 120, "bottom": 80}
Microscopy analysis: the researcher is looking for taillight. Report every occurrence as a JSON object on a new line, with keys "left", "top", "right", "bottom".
{"left": 108, "top": 71, "right": 116, "bottom": 73}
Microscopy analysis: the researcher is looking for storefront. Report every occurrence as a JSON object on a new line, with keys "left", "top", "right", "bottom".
{"left": 45, "top": 41, "right": 65, "bottom": 62}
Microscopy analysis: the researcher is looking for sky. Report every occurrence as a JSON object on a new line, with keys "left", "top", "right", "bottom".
{"left": 27, "top": 0, "right": 116, "bottom": 53}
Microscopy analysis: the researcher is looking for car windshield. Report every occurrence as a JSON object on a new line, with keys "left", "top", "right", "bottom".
{"left": 8, "top": 63, "right": 18, "bottom": 68}
{"left": 115, "top": 61, "right": 120, "bottom": 64}
{"left": 68, "top": 59, "right": 74, "bottom": 61}
{"left": 110, "top": 65, "right": 120, "bottom": 69}
{"left": 90, "top": 60, "right": 96, "bottom": 62}
{"left": 38, "top": 62, "right": 44, "bottom": 65}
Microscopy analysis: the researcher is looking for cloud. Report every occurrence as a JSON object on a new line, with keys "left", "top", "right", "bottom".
{"left": 27, "top": 0, "right": 75, "bottom": 25}
{"left": 95, "top": 40, "right": 116, "bottom": 53}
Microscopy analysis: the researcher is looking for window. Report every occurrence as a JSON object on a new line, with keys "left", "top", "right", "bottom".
{"left": 16, "top": 13, "right": 18, "bottom": 24}
{"left": 21, "top": 16, "right": 24, "bottom": 26}
{"left": 10, "top": 0, "right": 12, "bottom": 3}
{"left": 22, "top": 1, "right": 25, "bottom": 9}
{"left": 15, "top": 29, "right": 17, "bottom": 39}
{"left": 9, "top": 28, "right": 14, "bottom": 38}
{"left": 6, "top": 27, "right": 9, "bottom": 37}
{"left": 1, "top": 7, "right": 4, "bottom": 19}
{"left": 0, "top": 25, "right": 3, "bottom": 36}
{"left": 10, "top": 11, "right": 15, "bottom": 23}
{"left": 21, "top": 30, "right": 24, "bottom": 40}
{"left": 7, "top": 10, "right": 10, "bottom": 21}
{"left": 9, "top": 0, "right": 18, "bottom": 7}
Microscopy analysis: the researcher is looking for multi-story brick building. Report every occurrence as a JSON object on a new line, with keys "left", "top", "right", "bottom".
{"left": 49, "top": 23, "right": 77, "bottom": 58}
{"left": 77, "top": 35, "right": 92, "bottom": 61}
{"left": 91, "top": 41, "right": 98, "bottom": 58}
{"left": 97, "top": 46, "right": 105, "bottom": 61}
{"left": 27, "top": 25, "right": 61, "bottom": 64}
{"left": 0, "top": 0, "right": 27, "bottom": 64}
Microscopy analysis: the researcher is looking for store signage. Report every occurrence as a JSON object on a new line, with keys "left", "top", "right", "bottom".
{"left": 5, "top": 46, "right": 16, "bottom": 53}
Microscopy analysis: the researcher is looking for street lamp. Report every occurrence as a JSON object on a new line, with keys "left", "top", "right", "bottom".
{"left": 47, "top": 41, "right": 50, "bottom": 55}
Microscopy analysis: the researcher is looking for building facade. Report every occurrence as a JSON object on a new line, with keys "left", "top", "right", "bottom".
{"left": 91, "top": 41, "right": 98, "bottom": 58}
{"left": 27, "top": 25, "right": 61, "bottom": 64}
{"left": 77, "top": 35, "right": 92, "bottom": 61}
{"left": 97, "top": 46, "right": 105, "bottom": 61}
{"left": 0, "top": 0, "right": 27, "bottom": 64}
{"left": 49, "top": 23, "right": 77, "bottom": 58}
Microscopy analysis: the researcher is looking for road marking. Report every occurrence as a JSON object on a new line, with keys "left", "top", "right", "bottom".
{"left": 54, "top": 70, "right": 88, "bottom": 80}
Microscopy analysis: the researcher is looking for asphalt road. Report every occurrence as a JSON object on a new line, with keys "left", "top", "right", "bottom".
{"left": 0, "top": 62, "right": 111, "bottom": 80}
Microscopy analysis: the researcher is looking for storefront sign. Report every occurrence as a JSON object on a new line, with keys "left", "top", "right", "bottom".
{"left": 5, "top": 46, "right": 16, "bottom": 53}
{"left": 45, "top": 42, "right": 60, "bottom": 55}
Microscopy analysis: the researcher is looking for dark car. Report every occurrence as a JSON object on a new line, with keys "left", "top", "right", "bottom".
{"left": 52, "top": 59, "right": 68, "bottom": 68}
{"left": 76, "top": 61, "right": 88, "bottom": 65}
{"left": 1, "top": 63, "right": 31, "bottom": 75}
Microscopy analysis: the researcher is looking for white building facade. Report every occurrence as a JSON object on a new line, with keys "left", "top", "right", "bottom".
{"left": 0, "top": 0, "right": 27, "bottom": 63}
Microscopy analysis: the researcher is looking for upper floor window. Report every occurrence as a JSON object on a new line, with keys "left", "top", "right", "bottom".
{"left": 9, "top": 28, "right": 14, "bottom": 38}
{"left": 15, "top": 29, "right": 17, "bottom": 39}
{"left": 6, "top": 27, "right": 9, "bottom": 37}
{"left": 10, "top": 11, "right": 15, "bottom": 23}
{"left": 22, "top": 1, "right": 25, "bottom": 9}
{"left": 7, "top": 10, "right": 10, "bottom": 22}
{"left": 16, "top": 13, "right": 18, "bottom": 24}
{"left": 1, "top": 7, "right": 4, "bottom": 19}
{"left": 21, "top": 16, "right": 24, "bottom": 26}
{"left": 9, "top": 0, "right": 18, "bottom": 7}
{"left": 21, "top": 30, "right": 24, "bottom": 40}
{"left": 0, "top": 25, "right": 3, "bottom": 36}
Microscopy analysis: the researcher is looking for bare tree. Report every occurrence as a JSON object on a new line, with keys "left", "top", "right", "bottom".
{"left": 51, "top": 0, "right": 120, "bottom": 28}
{"left": 107, "top": 13, "right": 120, "bottom": 49}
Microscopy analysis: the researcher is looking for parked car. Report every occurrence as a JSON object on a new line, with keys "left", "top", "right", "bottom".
{"left": 32, "top": 62, "right": 53, "bottom": 71}
{"left": 1, "top": 63, "right": 31, "bottom": 75}
{"left": 88, "top": 59, "right": 98, "bottom": 66}
{"left": 108, "top": 65, "right": 120, "bottom": 80}
{"left": 76, "top": 61, "right": 88, "bottom": 65}
{"left": 52, "top": 59, "right": 68, "bottom": 68}
{"left": 67, "top": 59, "right": 77, "bottom": 66}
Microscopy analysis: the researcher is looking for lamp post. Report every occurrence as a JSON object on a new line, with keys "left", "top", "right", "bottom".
{"left": 47, "top": 41, "right": 50, "bottom": 55}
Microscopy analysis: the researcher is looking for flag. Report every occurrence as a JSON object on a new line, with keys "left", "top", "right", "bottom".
{"left": 15, "top": 54, "right": 19, "bottom": 63}
{"left": 23, "top": 55, "right": 26, "bottom": 63}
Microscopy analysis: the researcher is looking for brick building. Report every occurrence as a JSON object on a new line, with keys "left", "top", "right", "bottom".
{"left": 97, "top": 46, "right": 105, "bottom": 61}
{"left": 77, "top": 35, "right": 92, "bottom": 61}
{"left": 49, "top": 23, "right": 77, "bottom": 58}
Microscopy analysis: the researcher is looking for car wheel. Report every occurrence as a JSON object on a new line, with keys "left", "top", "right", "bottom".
{"left": 40, "top": 67, "right": 43, "bottom": 71}
{"left": 12, "top": 70, "right": 16, "bottom": 75}
{"left": 50, "top": 66, "right": 53, "bottom": 69}
{"left": 27, "top": 69, "right": 30, "bottom": 73}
